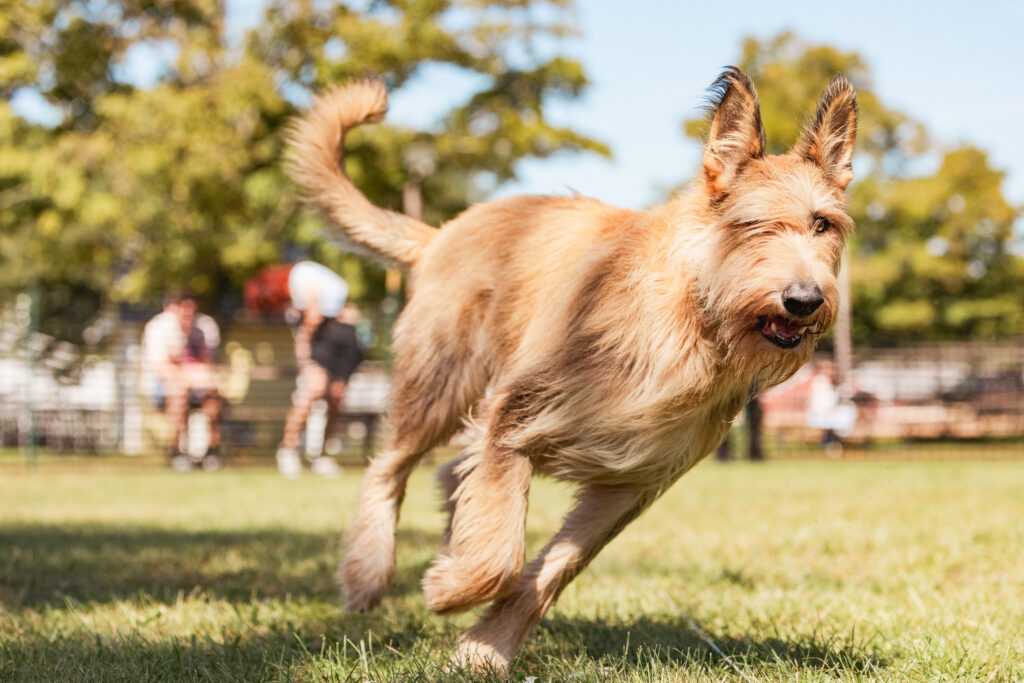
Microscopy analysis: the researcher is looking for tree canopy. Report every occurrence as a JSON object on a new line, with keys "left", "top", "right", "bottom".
{"left": 682, "top": 32, "right": 1024, "bottom": 342}
{"left": 1, "top": 0, "right": 608, "bottom": 339}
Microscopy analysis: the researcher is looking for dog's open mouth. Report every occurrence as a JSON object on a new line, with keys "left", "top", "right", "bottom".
{"left": 759, "top": 316, "right": 808, "bottom": 348}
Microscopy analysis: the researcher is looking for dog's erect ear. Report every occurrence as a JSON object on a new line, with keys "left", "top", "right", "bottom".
{"left": 793, "top": 75, "right": 858, "bottom": 190}
{"left": 702, "top": 67, "right": 766, "bottom": 195}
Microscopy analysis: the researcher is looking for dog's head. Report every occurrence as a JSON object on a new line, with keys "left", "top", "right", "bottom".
{"left": 693, "top": 67, "right": 857, "bottom": 377}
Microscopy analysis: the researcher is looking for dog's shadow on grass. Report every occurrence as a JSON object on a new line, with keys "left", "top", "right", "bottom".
{"left": 0, "top": 523, "right": 436, "bottom": 607}
{"left": 538, "top": 614, "right": 888, "bottom": 676}
{"left": 3, "top": 611, "right": 456, "bottom": 682}
{"left": 2, "top": 525, "right": 888, "bottom": 677}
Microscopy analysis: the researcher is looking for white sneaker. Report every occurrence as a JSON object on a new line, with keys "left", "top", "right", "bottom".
{"left": 311, "top": 456, "right": 340, "bottom": 478}
{"left": 276, "top": 447, "right": 302, "bottom": 478}
{"left": 824, "top": 441, "right": 844, "bottom": 458}
{"left": 170, "top": 454, "right": 193, "bottom": 472}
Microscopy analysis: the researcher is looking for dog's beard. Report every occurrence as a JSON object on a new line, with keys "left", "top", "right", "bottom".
{"left": 710, "top": 303, "right": 832, "bottom": 392}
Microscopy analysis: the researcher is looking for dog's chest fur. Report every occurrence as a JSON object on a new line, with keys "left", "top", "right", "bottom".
{"left": 497, "top": 356, "right": 752, "bottom": 487}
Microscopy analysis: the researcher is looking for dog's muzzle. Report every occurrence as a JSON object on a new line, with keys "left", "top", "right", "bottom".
{"left": 759, "top": 316, "right": 808, "bottom": 348}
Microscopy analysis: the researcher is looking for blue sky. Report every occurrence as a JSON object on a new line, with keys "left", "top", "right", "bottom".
{"left": 458, "top": 0, "right": 1024, "bottom": 209}
{"left": 14, "top": 0, "right": 1024, "bottom": 212}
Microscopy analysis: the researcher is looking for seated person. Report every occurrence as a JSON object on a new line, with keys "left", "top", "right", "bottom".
{"left": 245, "top": 262, "right": 364, "bottom": 476}
{"left": 141, "top": 291, "right": 222, "bottom": 469}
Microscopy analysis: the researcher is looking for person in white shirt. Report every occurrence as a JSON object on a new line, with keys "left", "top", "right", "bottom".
{"left": 805, "top": 361, "right": 857, "bottom": 456}
{"left": 141, "top": 292, "right": 222, "bottom": 467}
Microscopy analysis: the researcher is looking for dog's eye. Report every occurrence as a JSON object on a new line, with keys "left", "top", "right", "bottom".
{"left": 812, "top": 216, "right": 831, "bottom": 234}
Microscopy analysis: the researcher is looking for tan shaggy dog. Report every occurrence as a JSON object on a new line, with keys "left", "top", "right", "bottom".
{"left": 287, "top": 67, "right": 857, "bottom": 674}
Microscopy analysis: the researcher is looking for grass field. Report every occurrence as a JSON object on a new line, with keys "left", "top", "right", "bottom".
{"left": 1, "top": 455, "right": 1022, "bottom": 681}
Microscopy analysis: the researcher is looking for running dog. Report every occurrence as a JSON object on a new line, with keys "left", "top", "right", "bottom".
{"left": 287, "top": 67, "right": 857, "bottom": 673}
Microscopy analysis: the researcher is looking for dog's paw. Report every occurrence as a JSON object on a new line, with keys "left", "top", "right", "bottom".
{"left": 343, "top": 586, "right": 382, "bottom": 613}
{"left": 338, "top": 555, "right": 391, "bottom": 613}
{"left": 448, "top": 636, "right": 513, "bottom": 678}
{"left": 422, "top": 553, "right": 519, "bottom": 614}
{"left": 423, "top": 554, "right": 478, "bottom": 613}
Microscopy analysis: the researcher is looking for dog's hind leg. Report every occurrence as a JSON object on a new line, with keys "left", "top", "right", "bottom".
{"left": 340, "top": 338, "right": 488, "bottom": 612}
{"left": 341, "top": 444, "right": 422, "bottom": 612}
{"left": 422, "top": 440, "right": 533, "bottom": 614}
{"left": 452, "top": 483, "right": 660, "bottom": 674}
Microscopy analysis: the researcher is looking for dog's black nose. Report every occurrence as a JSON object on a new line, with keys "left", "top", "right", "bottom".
{"left": 783, "top": 283, "right": 824, "bottom": 317}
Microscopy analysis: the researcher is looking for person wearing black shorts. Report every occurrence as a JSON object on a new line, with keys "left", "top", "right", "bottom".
{"left": 244, "top": 262, "right": 364, "bottom": 476}
{"left": 278, "top": 301, "right": 364, "bottom": 476}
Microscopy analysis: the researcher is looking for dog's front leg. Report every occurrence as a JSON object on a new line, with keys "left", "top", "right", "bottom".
{"left": 452, "top": 483, "right": 660, "bottom": 675}
{"left": 422, "top": 442, "right": 532, "bottom": 614}
{"left": 435, "top": 442, "right": 484, "bottom": 545}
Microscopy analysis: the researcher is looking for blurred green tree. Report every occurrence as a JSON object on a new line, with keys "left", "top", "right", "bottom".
{"left": 1, "top": 0, "right": 607, "bottom": 341}
{"left": 682, "top": 32, "right": 1024, "bottom": 342}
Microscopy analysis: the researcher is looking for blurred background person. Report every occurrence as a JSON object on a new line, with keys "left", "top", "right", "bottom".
{"left": 141, "top": 292, "right": 222, "bottom": 470}
{"left": 245, "top": 262, "right": 364, "bottom": 477}
{"left": 806, "top": 360, "right": 858, "bottom": 457}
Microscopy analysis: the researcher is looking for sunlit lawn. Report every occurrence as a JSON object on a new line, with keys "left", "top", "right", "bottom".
{"left": 1, "top": 454, "right": 1022, "bottom": 681}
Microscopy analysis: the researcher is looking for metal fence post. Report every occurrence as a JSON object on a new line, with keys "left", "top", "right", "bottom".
{"left": 20, "top": 288, "right": 38, "bottom": 465}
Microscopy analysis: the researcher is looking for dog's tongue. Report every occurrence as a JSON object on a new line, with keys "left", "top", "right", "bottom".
{"left": 766, "top": 317, "right": 803, "bottom": 337}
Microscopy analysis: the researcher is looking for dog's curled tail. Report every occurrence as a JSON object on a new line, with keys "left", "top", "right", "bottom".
{"left": 286, "top": 78, "right": 436, "bottom": 266}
